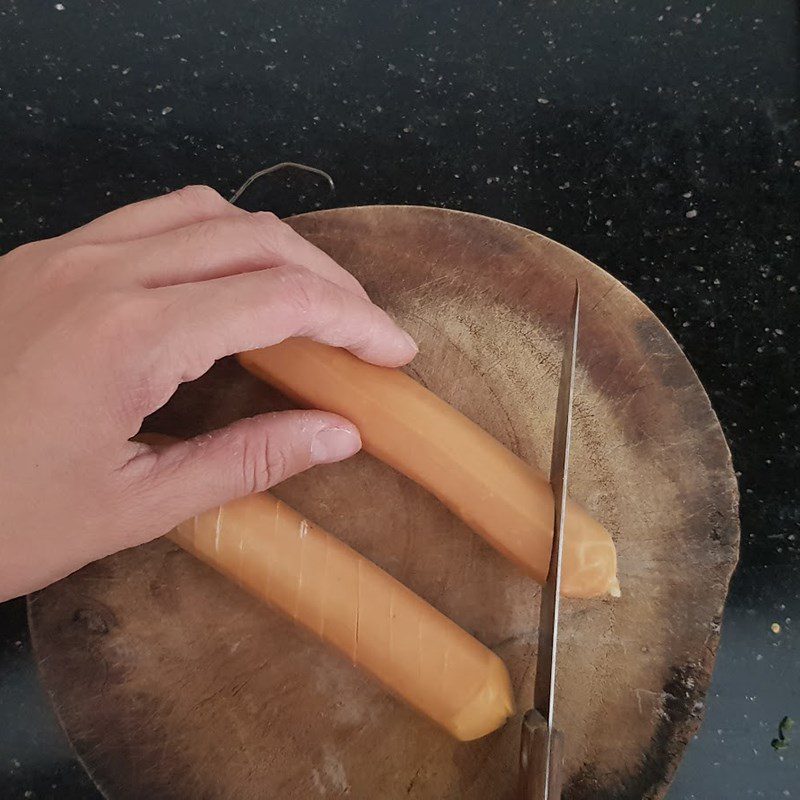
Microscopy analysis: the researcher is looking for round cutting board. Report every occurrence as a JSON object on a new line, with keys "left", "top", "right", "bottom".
{"left": 28, "top": 206, "right": 739, "bottom": 800}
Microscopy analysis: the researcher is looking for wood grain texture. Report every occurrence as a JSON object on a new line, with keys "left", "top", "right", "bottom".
{"left": 28, "top": 206, "right": 739, "bottom": 800}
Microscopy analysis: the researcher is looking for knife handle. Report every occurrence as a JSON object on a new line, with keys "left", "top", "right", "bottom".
{"left": 518, "top": 709, "right": 565, "bottom": 800}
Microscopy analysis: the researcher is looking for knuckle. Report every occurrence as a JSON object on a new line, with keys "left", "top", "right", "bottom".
{"left": 247, "top": 211, "right": 295, "bottom": 256}
{"left": 240, "top": 435, "right": 288, "bottom": 493}
{"left": 179, "top": 217, "right": 217, "bottom": 250}
{"left": 253, "top": 210, "right": 282, "bottom": 227}
{"left": 93, "top": 288, "right": 145, "bottom": 333}
{"left": 89, "top": 292, "right": 151, "bottom": 369}
{"left": 173, "top": 184, "right": 228, "bottom": 215}
{"left": 264, "top": 445, "right": 289, "bottom": 490}
{"left": 84, "top": 292, "right": 170, "bottom": 419}
{"left": 40, "top": 243, "right": 98, "bottom": 285}
{"left": 188, "top": 212, "right": 264, "bottom": 252}
{"left": 279, "top": 265, "right": 321, "bottom": 321}
{"left": 171, "top": 215, "right": 227, "bottom": 259}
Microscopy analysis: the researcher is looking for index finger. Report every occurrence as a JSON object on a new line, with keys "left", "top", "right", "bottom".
{"left": 113, "top": 212, "right": 370, "bottom": 301}
{"left": 63, "top": 185, "right": 242, "bottom": 245}
{"left": 149, "top": 264, "right": 417, "bottom": 387}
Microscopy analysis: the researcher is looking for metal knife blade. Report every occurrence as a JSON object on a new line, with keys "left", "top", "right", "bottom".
{"left": 533, "top": 281, "right": 580, "bottom": 729}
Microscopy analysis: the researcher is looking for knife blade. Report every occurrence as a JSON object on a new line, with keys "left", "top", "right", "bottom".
{"left": 519, "top": 281, "right": 579, "bottom": 800}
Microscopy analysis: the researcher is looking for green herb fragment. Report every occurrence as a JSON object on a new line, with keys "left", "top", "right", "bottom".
{"left": 771, "top": 737, "right": 789, "bottom": 751}
{"left": 771, "top": 716, "right": 795, "bottom": 752}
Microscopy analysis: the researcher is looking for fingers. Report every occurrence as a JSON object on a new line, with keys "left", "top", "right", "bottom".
{"left": 64, "top": 185, "right": 243, "bottom": 245}
{"left": 115, "top": 211, "right": 369, "bottom": 299}
{"left": 129, "top": 411, "right": 361, "bottom": 533}
{"left": 154, "top": 263, "right": 417, "bottom": 374}
{"left": 56, "top": 189, "right": 369, "bottom": 302}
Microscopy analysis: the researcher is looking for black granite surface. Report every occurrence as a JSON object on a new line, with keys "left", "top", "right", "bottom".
{"left": 0, "top": 1, "right": 798, "bottom": 798}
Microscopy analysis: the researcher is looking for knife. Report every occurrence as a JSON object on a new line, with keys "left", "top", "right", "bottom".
{"left": 518, "top": 281, "right": 580, "bottom": 800}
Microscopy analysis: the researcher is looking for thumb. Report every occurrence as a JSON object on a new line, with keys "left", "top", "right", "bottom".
{"left": 133, "top": 411, "right": 361, "bottom": 533}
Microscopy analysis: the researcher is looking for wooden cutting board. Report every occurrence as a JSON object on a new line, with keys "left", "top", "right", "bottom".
{"left": 28, "top": 206, "right": 739, "bottom": 800}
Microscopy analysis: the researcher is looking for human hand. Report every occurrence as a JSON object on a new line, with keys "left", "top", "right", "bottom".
{"left": 0, "top": 186, "right": 417, "bottom": 601}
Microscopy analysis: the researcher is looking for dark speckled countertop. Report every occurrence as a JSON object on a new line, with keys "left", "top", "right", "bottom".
{"left": 1, "top": 2, "right": 798, "bottom": 798}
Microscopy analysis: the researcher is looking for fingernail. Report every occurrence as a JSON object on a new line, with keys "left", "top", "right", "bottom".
{"left": 400, "top": 330, "right": 419, "bottom": 354}
{"left": 311, "top": 427, "right": 362, "bottom": 464}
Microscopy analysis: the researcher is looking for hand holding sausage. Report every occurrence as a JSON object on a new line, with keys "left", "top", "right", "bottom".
{"left": 0, "top": 186, "right": 417, "bottom": 600}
